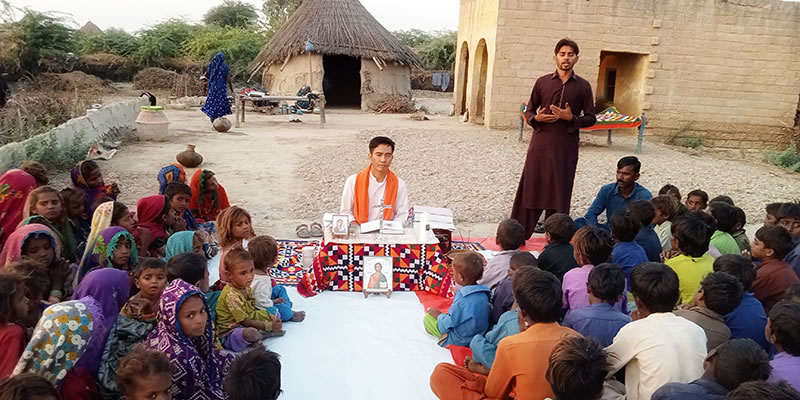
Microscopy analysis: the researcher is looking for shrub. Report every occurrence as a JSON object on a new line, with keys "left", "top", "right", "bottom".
{"left": 765, "top": 145, "right": 800, "bottom": 173}
{"left": 14, "top": 131, "right": 87, "bottom": 171}
{"left": 0, "top": 11, "right": 75, "bottom": 75}
{"left": 75, "top": 28, "right": 141, "bottom": 57}
{"left": 133, "top": 19, "right": 205, "bottom": 67}
{"left": 182, "top": 27, "right": 265, "bottom": 82}
{"left": 204, "top": 0, "right": 260, "bottom": 29}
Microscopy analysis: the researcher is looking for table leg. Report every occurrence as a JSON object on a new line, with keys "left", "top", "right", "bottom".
{"left": 241, "top": 100, "right": 246, "bottom": 123}
{"left": 235, "top": 97, "right": 241, "bottom": 128}
{"left": 607, "top": 129, "right": 612, "bottom": 146}
{"left": 319, "top": 94, "right": 326, "bottom": 128}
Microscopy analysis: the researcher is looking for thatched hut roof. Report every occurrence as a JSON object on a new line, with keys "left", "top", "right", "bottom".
{"left": 250, "top": 0, "right": 422, "bottom": 75}
{"left": 79, "top": 21, "right": 103, "bottom": 34}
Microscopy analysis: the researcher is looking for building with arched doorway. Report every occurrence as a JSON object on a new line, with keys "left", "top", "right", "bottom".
{"left": 455, "top": 0, "right": 800, "bottom": 149}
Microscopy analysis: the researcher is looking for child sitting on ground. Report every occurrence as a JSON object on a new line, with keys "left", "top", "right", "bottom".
{"left": 658, "top": 184, "right": 687, "bottom": 216}
{"left": 71, "top": 160, "right": 120, "bottom": 216}
{"left": 674, "top": 271, "right": 743, "bottom": 351}
{"left": 776, "top": 202, "right": 800, "bottom": 276}
{"left": 787, "top": 284, "right": 800, "bottom": 303}
{"left": 727, "top": 381, "right": 800, "bottom": 400}
{"left": 606, "top": 262, "right": 708, "bottom": 400}
{"left": 0, "top": 224, "right": 70, "bottom": 303}
{"left": 732, "top": 207, "right": 751, "bottom": 253}
{"left": 713, "top": 254, "right": 770, "bottom": 351}
{"left": 430, "top": 268, "right": 579, "bottom": 400}
{"left": 80, "top": 226, "right": 138, "bottom": 282}
{"left": 166, "top": 252, "right": 210, "bottom": 292}
{"left": 8, "top": 261, "right": 49, "bottom": 327}
{"left": 628, "top": 200, "right": 663, "bottom": 262}
{"left": 23, "top": 185, "right": 78, "bottom": 262}
{"left": 765, "top": 202, "right": 784, "bottom": 225}
{"left": 116, "top": 346, "right": 173, "bottom": 400}
{"left": 61, "top": 187, "right": 90, "bottom": 245}
{"left": 765, "top": 301, "right": 800, "bottom": 391}
{"left": 165, "top": 230, "right": 207, "bottom": 260}
{"left": 145, "top": 279, "right": 232, "bottom": 399}
{"left": 686, "top": 189, "right": 709, "bottom": 212}
{"left": 562, "top": 227, "right": 624, "bottom": 313}
{"left": 224, "top": 346, "right": 282, "bottom": 400}
{"left": 652, "top": 338, "right": 771, "bottom": 400}
{"left": 425, "top": 252, "right": 490, "bottom": 347}
{"left": 651, "top": 195, "right": 678, "bottom": 251}
{"left": 665, "top": 213, "right": 715, "bottom": 304}
{"left": 216, "top": 206, "right": 255, "bottom": 286}
{"left": 217, "top": 248, "right": 283, "bottom": 352}
{"left": 490, "top": 251, "right": 536, "bottom": 325}
{"left": 164, "top": 181, "right": 198, "bottom": 232}
{"left": 0, "top": 271, "right": 30, "bottom": 379}
{"left": 0, "top": 373, "right": 59, "bottom": 400}
{"left": 610, "top": 212, "right": 648, "bottom": 288}
{"left": 477, "top": 219, "right": 524, "bottom": 290}
{"left": 248, "top": 235, "right": 305, "bottom": 322}
{"left": 537, "top": 213, "right": 578, "bottom": 282}
{"left": 563, "top": 263, "right": 631, "bottom": 347}
{"left": 708, "top": 201, "right": 741, "bottom": 255}
{"left": 122, "top": 258, "right": 168, "bottom": 321}
{"left": 190, "top": 169, "right": 231, "bottom": 223}
{"left": 751, "top": 225, "right": 799, "bottom": 313}
{"left": 136, "top": 195, "right": 174, "bottom": 258}
{"left": 546, "top": 336, "right": 611, "bottom": 400}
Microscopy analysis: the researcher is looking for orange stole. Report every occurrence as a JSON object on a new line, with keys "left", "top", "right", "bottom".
{"left": 353, "top": 166, "right": 398, "bottom": 224}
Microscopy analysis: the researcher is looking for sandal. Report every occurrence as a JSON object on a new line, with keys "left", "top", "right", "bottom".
{"left": 310, "top": 222, "right": 324, "bottom": 237}
{"left": 296, "top": 224, "right": 311, "bottom": 239}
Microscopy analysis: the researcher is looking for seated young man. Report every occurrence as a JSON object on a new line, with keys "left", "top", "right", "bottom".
{"left": 674, "top": 271, "right": 744, "bottom": 351}
{"left": 652, "top": 338, "right": 771, "bottom": 400}
{"left": 664, "top": 213, "right": 715, "bottom": 304}
{"left": 546, "top": 336, "right": 611, "bottom": 400}
{"left": 628, "top": 200, "right": 663, "bottom": 262}
{"left": 562, "top": 263, "right": 631, "bottom": 347}
{"left": 575, "top": 156, "right": 652, "bottom": 231}
{"left": 708, "top": 201, "right": 742, "bottom": 256}
{"left": 713, "top": 254, "right": 770, "bottom": 352}
{"left": 766, "top": 301, "right": 800, "bottom": 392}
{"left": 537, "top": 213, "right": 578, "bottom": 282}
{"left": 751, "top": 225, "right": 799, "bottom": 313}
{"left": 478, "top": 219, "right": 525, "bottom": 291}
{"left": 605, "top": 262, "right": 708, "bottom": 400}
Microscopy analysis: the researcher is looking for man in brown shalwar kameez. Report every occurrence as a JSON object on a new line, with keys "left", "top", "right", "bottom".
{"left": 511, "top": 38, "right": 597, "bottom": 239}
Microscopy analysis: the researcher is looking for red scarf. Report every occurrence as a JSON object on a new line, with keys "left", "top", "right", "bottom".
{"left": 353, "top": 166, "right": 398, "bottom": 224}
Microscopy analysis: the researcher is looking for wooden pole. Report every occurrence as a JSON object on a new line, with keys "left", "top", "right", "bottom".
{"left": 308, "top": 51, "right": 312, "bottom": 86}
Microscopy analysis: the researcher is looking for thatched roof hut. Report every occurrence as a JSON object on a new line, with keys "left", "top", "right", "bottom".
{"left": 79, "top": 21, "right": 103, "bottom": 34}
{"left": 250, "top": 0, "right": 422, "bottom": 110}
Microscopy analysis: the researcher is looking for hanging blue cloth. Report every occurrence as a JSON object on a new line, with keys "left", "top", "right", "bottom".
{"left": 201, "top": 53, "right": 232, "bottom": 122}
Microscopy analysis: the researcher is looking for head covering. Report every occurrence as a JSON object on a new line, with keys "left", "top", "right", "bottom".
{"left": 201, "top": 53, "right": 232, "bottom": 122}
{"left": 166, "top": 231, "right": 196, "bottom": 260}
{"left": 71, "top": 160, "right": 116, "bottom": 214}
{"left": 157, "top": 163, "right": 187, "bottom": 195}
{"left": 146, "top": 279, "right": 231, "bottom": 399}
{"left": 0, "top": 169, "right": 37, "bottom": 246}
{"left": 78, "top": 201, "right": 114, "bottom": 264}
{"left": 71, "top": 268, "right": 130, "bottom": 377}
{"left": 13, "top": 298, "right": 100, "bottom": 387}
{"left": 0, "top": 223, "right": 61, "bottom": 268}
{"left": 94, "top": 226, "right": 138, "bottom": 269}
{"left": 137, "top": 195, "right": 169, "bottom": 243}
{"left": 20, "top": 215, "right": 78, "bottom": 263}
{"left": 189, "top": 169, "right": 230, "bottom": 223}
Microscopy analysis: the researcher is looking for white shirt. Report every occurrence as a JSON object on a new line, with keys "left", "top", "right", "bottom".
{"left": 339, "top": 171, "right": 409, "bottom": 223}
{"left": 250, "top": 274, "right": 273, "bottom": 309}
{"left": 605, "top": 313, "right": 707, "bottom": 400}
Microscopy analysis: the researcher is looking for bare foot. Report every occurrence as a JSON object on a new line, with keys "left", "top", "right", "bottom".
{"left": 262, "top": 330, "right": 286, "bottom": 339}
{"left": 290, "top": 311, "right": 306, "bottom": 322}
{"left": 242, "top": 327, "right": 262, "bottom": 343}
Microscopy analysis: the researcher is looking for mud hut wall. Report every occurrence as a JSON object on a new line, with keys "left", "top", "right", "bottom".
{"left": 262, "top": 54, "right": 324, "bottom": 95}
{"left": 360, "top": 60, "right": 412, "bottom": 111}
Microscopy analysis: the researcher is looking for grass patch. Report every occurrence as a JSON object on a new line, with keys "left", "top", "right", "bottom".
{"left": 665, "top": 135, "right": 704, "bottom": 149}
{"left": 10, "top": 131, "right": 88, "bottom": 171}
{"left": 764, "top": 145, "right": 800, "bottom": 173}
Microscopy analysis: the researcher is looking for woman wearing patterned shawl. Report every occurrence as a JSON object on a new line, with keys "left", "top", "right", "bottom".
{"left": 70, "top": 160, "right": 118, "bottom": 215}
{"left": 201, "top": 52, "right": 233, "bottom": 123}
{"left": 71, "top": 268, "right": 130, "bottom": 379}
{"left": 146, "top": 279, "right": 232, "bottom": 400}
{"left": 79, "top": 226, "right": 139, "bottom": 281}
{"left": 0, "top": 169, "right": 37, "bottom": 246}
{"left": 13, "top": 298, "right": 103, "bottom": 399}
{"left": 189, "top": 169, "right": 230, "bottom": 223}
{"left": 77, "top": 201, "right": 114, "bottom": 270}
{"left": 157, "top": 163, "right": 187, "bottom": 195}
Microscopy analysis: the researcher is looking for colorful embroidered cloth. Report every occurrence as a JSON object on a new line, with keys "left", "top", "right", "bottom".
{"left": 298, "top": 242, "right": 454, "bottom": 298}
{"left": 581, "top": 106, "right": 642, "bottom": 130}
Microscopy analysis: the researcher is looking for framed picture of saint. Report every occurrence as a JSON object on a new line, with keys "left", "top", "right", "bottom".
{"left": 332, "top": 214, "right": 349, "bottom": 238}
{"left": 363, "top": 256, "right": 392, "bottom": 298}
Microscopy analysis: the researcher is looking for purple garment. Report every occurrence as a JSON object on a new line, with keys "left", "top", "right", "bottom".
{"left": 78, "top": 226, "right": 138, "bottom": 282}
{"left": 767, "top": 352, "right": 800, "bottom": 391}
{"left": 146, "top": 279, "right": 232, "bottom": 400}
{"left": 71, "top": 268, "right": 130, "bottom": 377}
{"left": 477, "top": 250, "right": 518, "bottom": 291}
{"left": 562, "top": 264, "right": 628, "bottom": 314}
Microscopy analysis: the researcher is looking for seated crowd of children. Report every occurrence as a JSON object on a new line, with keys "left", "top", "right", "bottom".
{"left": 0, "top": 161, "right": 301, "bottom": 400}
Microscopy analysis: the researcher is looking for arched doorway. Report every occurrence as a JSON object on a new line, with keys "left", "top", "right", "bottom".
{"left": 474, "top": 39, "right": 488, "bottom": 124}
{"left": 457, "top": 41, "right": 469, "bottom": 115}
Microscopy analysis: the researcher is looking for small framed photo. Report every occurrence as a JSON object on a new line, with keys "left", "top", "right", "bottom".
{"left": 363, "top": 256, "right": 392, "bottom": 298}
{"left": 332, "top": 214, "right": 349, "bottom": 237}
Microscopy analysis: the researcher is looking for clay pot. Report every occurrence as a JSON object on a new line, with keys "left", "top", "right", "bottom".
{"left": 213, "top": 117, "right": 232, "bottom": 133}
{"left": 176, "top": 144, "right": 203, "bottom": 168}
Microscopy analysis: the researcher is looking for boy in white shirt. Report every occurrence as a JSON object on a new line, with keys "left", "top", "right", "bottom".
{"left": 249, "top": 235, "right": 305, "bottom": 322}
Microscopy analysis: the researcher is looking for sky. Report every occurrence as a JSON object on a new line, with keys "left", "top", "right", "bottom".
{"left": 7, "top": 0, "right": 459, "bottom": 32}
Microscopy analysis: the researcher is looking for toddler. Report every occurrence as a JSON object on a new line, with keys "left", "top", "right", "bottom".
{"left": 116, "top": 346, "right": 173, "bottom": 400}
{"left": 248, "top": 235, "right": 305, "bottom": 322}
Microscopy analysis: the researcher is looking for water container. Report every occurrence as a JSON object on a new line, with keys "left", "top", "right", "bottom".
{"left": 135, "top": 106, "right": 170, "bottom": 141}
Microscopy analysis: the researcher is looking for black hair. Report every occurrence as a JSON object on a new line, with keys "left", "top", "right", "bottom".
{"left": 496, "top": 219, "right": 526, "bottom": 250}
{"left": 0, "top": 373, "right": 60, "bottom": 400}
{"left": 710, "top": 195, "right": 735, "bottom": 206}
{"left": 713, "top": 254, "right": 756, "bottom": 291}
{"left": 610, "top": 212, "right": 640, "bottom": 242}
{"left": 91, "top": 196, "right": 114, "bottom": 213}
{"left": 658, "top": 184, "right": 681, "bottom": 201}
{"left": 766, "top": 202, "right": 783, "bottom": 219}
{"left": 134, "top": 257, "right": 166, "bottom": 278}
{"left": 164, "top": 181, "right": 192, "bottom": 200}
{"left": 8, "top": 261, "right": 49, "bottom": 303}
{"left": 158, "top": 195, "right": 172, "bottom": 219}
{"left": 0, "top": 271, "right": 25, "bottom": 324}
{"left": 546, "top": 336, "right": 609, "bottom": 400}
{"left": 786, "top": 283, "right": 800, "bottom": 301}
{"left": 166, "top": 252, "right": 208, "bottom": 285}
{"left": 700, "top": 272, "right": 744, "bottom": 315}
{"left": 710, "top": 201, "right": 738, "bottom": 233}
{"left": 224, "top": 346, "right": 282, "bottom": 400}
{"left": 554, "top": 38, "right": 579, "bottom": 55}
{"left": 117, "top": 346, "right": 173, "bottom": 398}
{"left": 617, "top": 156, "right": 641, "bottom": 173}
{"left": 627, "top": 200, "right": 656, "bottom": 227}
{"left": 727, "top": 381, "right": 800, "bottom": 400}
{"left": 544, "top": 213, "right": 576, "bottom": 243}
{"left": 368, "top": 136, "right": 395, "bottom": 153}
{"left": 588, "top": 263, "right": 626, "bottom": 303}
{"left": 573, "top": 227, "right": 613, "bottom": 265}
{"left": 671, "top": 214, "right": 712, "bottom": 257}
{"left": 651, "top": 196, "right": 678, "bottom": 220}
{"left": 111, "top": 201, "right": 129, "bottom": 225}
{"left": 711, "top": 338, "right": 771, "bottom": 391}
{"left": 755, "top": 225, "right": 794, "bottom": 259}
{"left": 694, "top": 211, "right": 718, "bottom": 234}
{"left": 776, "top": 202, "right": 800, "bottom": 222}
{"left": 512, "top": 266, "right": 562, "bottom": 323}
{"left": 768, "top": 301, "right": 800, "bottom": 356}
{"left": 453, "top": 252, "right": 485, "bottom": 283}
{"left": 630, "top": 262, "right": 680, "bottom": 313}
{"left": 80, "top": 160, "right": 100, "bottom": 177}
{"left": 509, "top": 251, "right": 538, "bottom": 270}
{"left": 687, "top": 189, "right": 709, "bottom": 205}
{"left": 734, "top": 207, "right": 746, "bottom": 229}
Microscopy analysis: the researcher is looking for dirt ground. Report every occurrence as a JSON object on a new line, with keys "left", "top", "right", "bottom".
{"left": 48, "top": 94, "right": 800, "bottom": 240}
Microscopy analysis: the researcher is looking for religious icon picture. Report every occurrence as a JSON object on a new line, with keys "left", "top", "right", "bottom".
{"left": 332, "top": 214, "right": 349, "bottom": 237}
{"left": 363, "top": 256, "right": 392, "bottom": 298}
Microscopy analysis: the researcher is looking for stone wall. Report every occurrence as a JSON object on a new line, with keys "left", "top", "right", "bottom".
{"left": 458, "top": 0, "right": 800, "bottom": 148}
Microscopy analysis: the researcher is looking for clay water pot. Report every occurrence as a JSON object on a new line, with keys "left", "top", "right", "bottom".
{"left": 176, "top": 144, "right": 203, "bottom": 168}
{"left": 213, "top": 117, "right": 232, "bottom": 133}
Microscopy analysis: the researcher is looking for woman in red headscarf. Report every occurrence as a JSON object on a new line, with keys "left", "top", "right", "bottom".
{"left": 0, "top": 169, "right": 37, "bottom": 247}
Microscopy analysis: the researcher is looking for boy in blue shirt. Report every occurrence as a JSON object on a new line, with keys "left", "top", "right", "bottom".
{"left": 425, "top": 252, "right": 491, "bottom": 347}
{"left": 610, "top": 212, "right": 648, "bottom": 289}
{"left": 628, "top": 200, "right": 663, "bottom": 262}
{"left": 712, "top": 254, "right": 771, "bottom": 352}
{"left": 563, "top": 263, "right": 631, "bottom": 346}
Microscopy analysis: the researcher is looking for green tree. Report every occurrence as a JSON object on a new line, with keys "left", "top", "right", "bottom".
{"left": 416, "top": 30, "right": 456, "bottom": 70}
{"left": 262, "top": 0, "right": 302, "bottom": 38}
{"left": 75, "top": 28, "right": 140, "bottom": 57}
{"left": 133, "top": 19, "right": 204, "bottom": 66}
{"left": 204, "top": 0, "right": 260, "bottom": 29}
{"left": 393, "top": 29, "right": 433, "bottom": 49}
{"left": 183, "top": 27, "right": 265, "bottom": 82}
{"left": 1, "top": 11, "right": 75, "bottom": 74}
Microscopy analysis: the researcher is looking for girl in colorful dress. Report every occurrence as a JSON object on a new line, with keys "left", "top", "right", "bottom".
{"left": 71, "top": 160, "right": 119, "bottom": 216}
{"left": 137, "top": 195, "right": 173, "bottom": 258}
{"left": 0, "top": 169, "right": 37, "bottom": 247}
{"left": 189, "top": 169, "right": 230, "bottom": 223}
{"left": 22, "top": 185, "right": 78, "bottom": 262}
{"left": 0, "top": 224, "right": 70, "bottom": 303}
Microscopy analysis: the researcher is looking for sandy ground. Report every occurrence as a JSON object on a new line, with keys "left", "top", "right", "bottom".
{"left": 48, "top": 95, "right": 800, "bottom": 240}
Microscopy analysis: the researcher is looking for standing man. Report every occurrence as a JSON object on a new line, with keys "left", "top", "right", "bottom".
{"left": 511, "top": 38, "right": 596, "bottom": 239}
